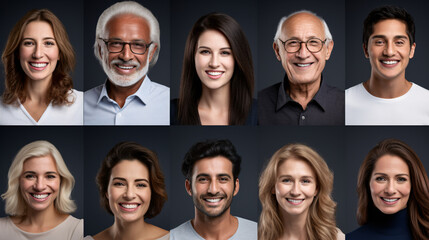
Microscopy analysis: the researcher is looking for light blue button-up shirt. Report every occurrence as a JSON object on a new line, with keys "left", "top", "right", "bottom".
{"left": 84, "top": 76, "right": 169, "bottom": 125}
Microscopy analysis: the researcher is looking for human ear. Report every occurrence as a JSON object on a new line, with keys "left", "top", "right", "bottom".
{"left": 409, "top": 42, "right": 416, "bottom": 59}
{"left": 233, "top": 178, "right": 240, "bottom": 196}
{"left": 363, "top": 44, "right": 369, "bottom": 58}
{"left": 325, "top": 40, "right": 334, "bottom": 60}
{"left": 273, "top": 42, "right": 281, "bottom": 61}
{"left": 185, "top": 179, "right": 192, "bottom": 196}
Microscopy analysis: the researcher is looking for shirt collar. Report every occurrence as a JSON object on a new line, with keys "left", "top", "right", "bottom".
{"left": 96, "top": 75, "right": 152, "bottom": 105}
{"left": 276, "top": 74, "right": 328, "bottom": 111}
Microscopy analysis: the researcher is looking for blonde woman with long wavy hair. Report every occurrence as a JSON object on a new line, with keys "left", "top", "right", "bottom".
{"left": 258, "top": 143, "right": 344, "bottom": 240}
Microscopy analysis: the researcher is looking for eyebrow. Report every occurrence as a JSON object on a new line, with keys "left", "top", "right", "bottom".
{"left": 195, "top": 173, "right": 232, "bottom": 178}
{"left": 22, "top": 37, "right": 56, "bottom": 41}
{"left": 278, "top": 175, "right": 314, "bottom": 179}
{"left": 107, "top": 37, "right": 146, "bottom": 42}
{"left": 112, "top": 177, "right": 149, "bottom": 183}
{"left": 373, "top": 173, "right": 409, "bottom": 177}
{"left": 23, "top": 171, "right": 58, "bottom": 175}
{"left": 198, "top": 46, "right": 231, "bottom": 50}
{"left": 371, "top": 35, "right": 409, "bottom": 39}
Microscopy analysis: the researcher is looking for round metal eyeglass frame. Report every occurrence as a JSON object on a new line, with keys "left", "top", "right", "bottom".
{"left": 99, "top": 38, "right": 153, "bottom": 55}
{"left": 278, "top": 38, "right": 327, "bottom": 53}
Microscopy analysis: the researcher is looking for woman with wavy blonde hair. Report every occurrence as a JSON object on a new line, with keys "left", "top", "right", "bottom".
{"left": 258, "top": 143, "right": 344, "bottom": 240}
{"left": 0, "top": 140, "right": 82, "bottom": 240}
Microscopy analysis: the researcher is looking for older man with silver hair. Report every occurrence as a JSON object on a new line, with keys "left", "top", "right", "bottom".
{"left": 258, "top": 10, "right": 344, "bottom": 125}
{"left": 84, "top": 1, "right": 169, "bottom": 125}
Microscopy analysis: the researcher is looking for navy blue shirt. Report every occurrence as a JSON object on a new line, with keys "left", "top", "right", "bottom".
{"left": 347, "top": 208, "right": 412, "bottom": 240}
{"left": 258, "top": 75, "right": 344, "bottom": 125}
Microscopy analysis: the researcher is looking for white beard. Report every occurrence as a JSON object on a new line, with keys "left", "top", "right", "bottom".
{"left": 102, "top": 51, "right": 150, "bottom": 87}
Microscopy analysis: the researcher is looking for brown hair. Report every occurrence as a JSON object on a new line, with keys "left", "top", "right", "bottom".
{"left": 259, "top": 144, "right": 338, "bottom": 240}
{"left": 96, "top": 141, "right": 167, "bottom": 219}
{"left": 357, "top": 139, "right": 429, "bottom": 239}
{"left": 1, "top": 9, "right": 75, "bottom": 105}
{"left": 177, "top": 12, "right": 254, "bottom": 125}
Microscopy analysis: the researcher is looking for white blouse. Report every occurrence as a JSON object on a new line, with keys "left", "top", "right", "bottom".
{"left": 0, "top": 89, "right": 83, "bottom": 125}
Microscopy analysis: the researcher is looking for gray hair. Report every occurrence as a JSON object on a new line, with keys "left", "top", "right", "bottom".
{"left": 273, "top": 10, "right": 333, "bottom": 43}
{"left": 94, "top": 1, "right": 160, "bottom": 68}
{"left": 1, "top": 140, "right": 76, "bottom": 216}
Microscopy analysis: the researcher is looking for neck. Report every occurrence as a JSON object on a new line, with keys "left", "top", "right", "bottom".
{"left": 366, "top": 73, "right": 411, "bottom": 98}
{"left": 198, "top": 86, "right": 230, "bottom": 125}
{"left": 107, "top": 77, "right": 144, "bottom": 108}
{"left": 192, "top": 209, "right": 238, "bottom": 240}
{"left": 17, "top": 205, "right": 65, "bottom": 230}
{"left": 110, "top": 217, "right": 147, "bottom": 240}
{"left": 25, "top": 77, "right": 51, "bottom": 103}
{"left": 279, "top": 211, "right": 307, "bottom": 240}
{"left": 287, "top": 77, "right": 321, "bottom": 110}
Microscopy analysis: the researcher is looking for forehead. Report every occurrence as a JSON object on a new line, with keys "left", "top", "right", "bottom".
{"left": 22, "top": 155, "right": 57, "bottom": 172}
{"left": 281, "top": 13, "right": 325, "bottom": 39}
{"left": 111, "top": 159, "right": 149, "bottom": 179}
{"left": 277, "top": 158, "right": 315, "bottom": 177}
{"left": 23, "top": 21, "right": 54, "bottom": 37}
{"left": 197, "top": 30, "right": 230, "bottom": 48}
{"left": 192, "top": 156, "right": 233, "bottom": 177}
{"left": 105, "top": 14, "right": 150, "bottom": 39}
{"left": 371, "top": 19, "right": 408, "bottom": 38}
{"left": 373, "top": 154, "right": 409, "bottom": 174}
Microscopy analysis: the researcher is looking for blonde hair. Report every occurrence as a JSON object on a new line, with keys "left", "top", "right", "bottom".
{"left": 258, "top": 143, "right": 337, "bottom": 240}
{"left": 1, "top": 140, "right": 76, "bottom": 216}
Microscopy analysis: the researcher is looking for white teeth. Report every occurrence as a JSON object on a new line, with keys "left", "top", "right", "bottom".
{"left": 382, "top": 198, "right": 399, "bottom": 202}
{"left": 32, "top": 194, "right": 48, "bottom": 199}
{"left": 118, "top": 65, "right": 134, "bottom": 69}
{"left": 205, "top": 198, "right": 221, "bottom": 203}
{"left": 382, "top": 61, "right": 398, "bottom": 65}
{"left": 287, "top": 199, "right": 303, "bottom": 203}
{"left": 30, "top": 63, "right": 47, "bottom": 68}
{"left": 297, "top": 63, "right": 311, "bottom": 67}
{"left": 207, "top": 71, "right": 222, "bottom": 76}
{"left": 120, "top": 203, "right": 138, "bottom": 209}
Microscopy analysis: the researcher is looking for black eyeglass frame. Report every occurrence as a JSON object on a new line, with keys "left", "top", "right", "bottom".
{"left": 278, "top": 38, "right": 328, "bottom": 53}
{"left": 99, "top": 38, "right": 153, "bottom": 55}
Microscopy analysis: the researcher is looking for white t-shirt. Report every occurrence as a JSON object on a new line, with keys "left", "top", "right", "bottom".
{"left": 170, "top": 217, "right": 257, "bottom": 240}
{"left": 0, "top": 90, "right": 83, "bottom": 125}
{"left": 346, "top": 83, "right": 429, "bottom": 125}
{"left": 0, "top": 215, "right": 83, "bottom": 240}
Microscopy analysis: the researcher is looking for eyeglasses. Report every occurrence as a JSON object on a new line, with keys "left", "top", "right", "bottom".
{"left": 99, "top": 38, "right": 152, "bottom": 55}
{"left": 278, "top": 38, "right": 327, "bottom": 53}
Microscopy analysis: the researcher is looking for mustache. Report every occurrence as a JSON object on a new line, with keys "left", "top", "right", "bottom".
{"left": 110, "top": 59, "right": 141, "bottom": 68}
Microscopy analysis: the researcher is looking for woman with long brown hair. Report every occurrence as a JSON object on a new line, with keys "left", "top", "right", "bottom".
{"left": 347, "top": 139, "right": 429, "bottom": 239}
{"left": 0, "top": 9, "right": 82, "bottom": 125}
{"left": 171, "top": 12, "right": 256, "bottom": 125}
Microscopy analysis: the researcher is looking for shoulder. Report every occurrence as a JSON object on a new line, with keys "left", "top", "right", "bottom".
{"left": 170, "top": 220, "right": 194, "bottom": 238}
{"left": 346, "top": 83, "right": 364, "bottom": 95}
{"left": 336, "top": 227, "right": 345, "bottom": 240}
{"left": 410, "top": 83, "right": 429, "bottom": 95}
{"left": 234, "top": 217, "right": 257, "bottom": 240}
{"left": 258, "top": 82, "right": 282, "bottom": 97}
{"left": 148, "top": 80, "right": 170, "bottom": 94}
{"left": 236, "top": 217, "right": 257, "bottom": 229}
{"left": 84, "top": 84, "right": 104, "bottom": 97}
{"left": 346, "top": 225, "right": 371, "bottom": 240}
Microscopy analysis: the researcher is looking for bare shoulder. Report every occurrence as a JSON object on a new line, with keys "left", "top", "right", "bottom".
{"left": 93, "top": 228, "right": 111, "bottom": 240}
{"left": 147, "top": 223, "right": 169, "bottom": 238}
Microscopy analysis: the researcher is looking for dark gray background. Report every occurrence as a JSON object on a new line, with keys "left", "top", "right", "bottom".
{"left": 0, "top": 0, "right": 84, "bottom": 93}
{"left": 0, "top": 127, "right": 84, "bottom": 219}
{"left": 169, "top": 0, "right": 258, "bottom": 99}
{"left": 344, "top": 126, "right": 429, "bottom": 234}
{"left": 346, "top": 0, "right": 429, "bottom": 89}
{"left": 83, "top": 127, "right": 171, "bottom": 235}
{"left": 83, "top": 0, "right": 171, "bottom": 90}
{"left": 258, "top": 0, "right": 346, "bottom": 91}
{"left": 257, "top": 126, "right": 348, "bottom": 233}
{"left": 169, "top": 126, "right": 260, "bottom": 228}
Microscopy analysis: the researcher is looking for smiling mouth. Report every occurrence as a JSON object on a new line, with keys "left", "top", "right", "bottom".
{"left": 30, "top": 193, "right": 50, "bottom": 201}
{"left": 287, "top": 198, "right": 304, "bottom": 205}
{"left": 294, "top": 63, "right": 312, "bottom": 67}
{"left": 30, "top": 62, "right": 48, "bottom": 68}
{"left": 116, "top": 64, "right": 136, "bottom": 70}
{"left": 380, "top": 60, "right": 399, "bottom": 65}
{"left": 381, "top": 197, "right": 399, "bottom": 203}
{"left": 119, "top": 203, "right": 141, "bottom": 211}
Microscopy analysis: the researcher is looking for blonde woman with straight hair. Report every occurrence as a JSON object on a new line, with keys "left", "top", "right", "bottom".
{"left": 258, "top": 143, "right": 344, "bottom": 240}
{"left": 0, "top": 140, "right": 83, "bottom": 240}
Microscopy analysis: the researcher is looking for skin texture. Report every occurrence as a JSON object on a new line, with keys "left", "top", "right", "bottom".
{"left": 20, "top": 155, "right": 60, "bottom": 213}
{"left": 273, "top": 12, "right": 333, "bottom": 109}
{"left": 363, "top": 19, "right": 416, "bottom": 98}
{"left": 370, "top": 154, "right": 411, "bottom": 215}
{"left": 195, "top": 30, "right": 234, "bottom": 93}
{"left": 274, "top": 158, "right": 317, "bottom": 218}
{"left": 107, "top": 160, "right": 151, "bottom": 223}
{"left": 20, "top": 21, "right": 59, "bottom": 84}
{"left": 185, "top": 156, "right": 240, "bottom": 240}
{"left": 101, "top": 14, "right": 157, "bottom": 107}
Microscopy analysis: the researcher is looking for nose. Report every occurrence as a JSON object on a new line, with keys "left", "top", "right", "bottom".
{"left": 208, "top": 180, "right": 219, "bottom": 195}
{"left": 384, "top": 181, "right": 397, "bottom": 195}
{"left": 296, "top": 42, "right": 310, "bottom": 58}
{"left": 383, "top": 41, "right": 395, "bottom": 57}
{"left": 123, "top": 185, "right": 136, "bottom": 200}
{"left": 119, "top": 43, "right": 134, "bottom": 62}
{"left": 32, "top": 44, "right": 43, "bottom": 59}
{"left": 34, "top": 178, "right": 46, "bottom": 191}
{"left": 209, "top": 54, "right": 220, "bottom": 68}
{"left": 290, "top": 182, "right": 301, "bottom": 196}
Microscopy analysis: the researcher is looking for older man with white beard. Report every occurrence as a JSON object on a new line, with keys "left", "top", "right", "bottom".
{"left": 84, "top": 1, "right": 169, "bottom": 125}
